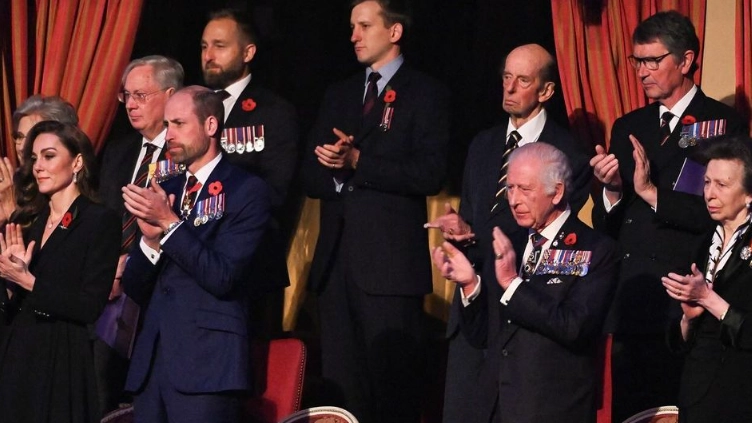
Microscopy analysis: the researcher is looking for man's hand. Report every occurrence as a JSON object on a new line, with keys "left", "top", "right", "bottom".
{"left": 630, "top": 134, "right": 658, "bottom": 208}
{"left": 315, "top": 127, "right": 361, "bottom": 170}
{"left": 492, "top": 227, "right": 518, "bottom": 290}
{"left": 590, "top": 144, "right": 622, "bottom": 205}
{"left": 122, "top": 178, "right": 177, "bottom": 246}
{"left": 431, "top": 241, "right": 478, "bottom": 296}
{"left": 424, "top": 202, "right": 475, "bottom": 242}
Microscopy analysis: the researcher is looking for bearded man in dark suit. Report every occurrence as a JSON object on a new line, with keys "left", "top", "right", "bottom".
{"left": 96, "top": 55, "right": 184, "bottom": 415}
{"left": 301, "top": 1, "right": 449, "bottom": 422}
{"left": 433, "top": 142, "right": 618, "bottom": 423}
{"left": 590, "top": 10, "right": 748, "bottom": 421}
{"left": 425, "top": 43, "right": 591, "bottom": 423}
{"left": 201, "top": 8, "right": 298, "bottom": 337}
{"left": 122, "top": 86, "right": 270, "bottom": 423}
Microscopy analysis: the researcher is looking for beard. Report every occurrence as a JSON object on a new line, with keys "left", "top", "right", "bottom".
{"left": 202, "top": 60, "right": 247, "bottom": 89}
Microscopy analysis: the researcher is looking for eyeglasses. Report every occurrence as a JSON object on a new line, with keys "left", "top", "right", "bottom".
{"left": 117, "top": 88, "right": 168, "bottom": 104}
{"left": 627, "top": 52, "right": 672, "bottom": 71}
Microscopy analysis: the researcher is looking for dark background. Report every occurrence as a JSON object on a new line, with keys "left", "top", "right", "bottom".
{"left": 109, "top": 0, "right": 568, "bottom": 196}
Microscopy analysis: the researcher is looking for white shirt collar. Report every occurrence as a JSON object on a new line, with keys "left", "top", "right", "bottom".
{"left": 223, "top": 73, "right": 252, "bottom": 100}
{"left": 507, "top": 108, "right": 547, "bottom": 146}
{"left": 142, "top": 128, "right": 167, "bottom": 149}
{"left": 187, "top": 152, "right": 223, "bottom": 187}
{"left": 659, "top": 85, "right": 698, "bottom": 130}
{"left": 535, "top": 206, "right": 572, "bottom": 245}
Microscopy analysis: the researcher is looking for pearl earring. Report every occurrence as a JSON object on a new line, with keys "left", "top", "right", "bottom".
{"left": 73, "top": 171, "right": 78, "bottom": 183}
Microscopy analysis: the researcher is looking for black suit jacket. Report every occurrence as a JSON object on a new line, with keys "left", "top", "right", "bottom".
{"left": 461, "top": 215, "right": 618, "bottom": 423}
{"left": 223, "top": 81, "right": 298, "bottom": 290}
{"left": 593, "top": 89, "right": 747, "bottom": 334}
{"left": 442, "top": 118, "right": 591, "bottom": 423}
{"left": 303, "top": 63, "right": 449, "bottom": 296}
{"left": 668, "top": 226, "right": 752, "bottom": 420}
{"left": 99, "top": 131, "right": 168, "bottom": 218}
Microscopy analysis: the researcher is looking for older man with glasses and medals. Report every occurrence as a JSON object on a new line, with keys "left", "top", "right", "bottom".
{"left": 589, "top": 10, "right": 748, "bottom": 421}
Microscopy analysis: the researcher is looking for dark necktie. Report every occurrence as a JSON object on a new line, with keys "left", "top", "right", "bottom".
{"left": 121, "top": 143, "right": 158, "bottom": 252}
{"left": 659, "top": 111, "right": 674, "bottom": 145}
{"left": 363, "top": 72, "right": 381, "bottom": 116}
{"left": 216, "top": 90, "right": 231, "bottom": 101}
{"left": 180, "top": 175, "right": 201, "bottom": 220}
{"left": 490, "top": 131, "right": 522, "bottom": 212}
{"left": 522, "top": 232, "right": 547, "bottom": 279}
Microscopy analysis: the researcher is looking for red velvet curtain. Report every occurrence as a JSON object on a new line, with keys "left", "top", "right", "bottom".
{"left": 0, "top": 0, "right": 143, "bottom": 163}
{"left": 551, "top": 0, "right": 706, "bottom": 150}
{"left": 737, "top": 0, "right": 752, "bottom": 133}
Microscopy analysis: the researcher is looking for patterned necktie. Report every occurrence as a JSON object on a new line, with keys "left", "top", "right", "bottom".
{"left": 659, "top": 111, "right": 674, "bottom": 145}
{"left": 522, "top": 232, "right": 547, "bottom": 279}
{"left": 121, "top": 143, "right": 158, "bottom": 252}
{"left": 180, "top": 175, "right": 202, "bottom": 220}
{"left": 363, "top": 72, "right": 381, "bottom": 116}
{"left": 491, "top": 131, "right": 522, "bottom": 212}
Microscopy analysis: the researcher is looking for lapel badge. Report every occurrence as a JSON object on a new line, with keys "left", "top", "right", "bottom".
{"left": 193, "top": 183, "right": 225, "bottom": 227}
{"left": 741, "top": 246, "right": 751, "bottom": 261}
{"left": 679, "top": 117, "right": 727, "bottom": 149}
{"left": 546, "top": 277, "right": 562, "bottom": 285}
{"left": 379, "top": 87, "right": 396, "bottom": 132}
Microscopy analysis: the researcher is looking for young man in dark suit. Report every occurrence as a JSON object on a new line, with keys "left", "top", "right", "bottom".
{"left": 590, "top": 11, "right": 748, "bottom": 421}
{"left": 95, "top": 55, "right": 184, "bottom": 415}
{"left": 201, "top": 8, "right": 298, "bottom": 337}
{"left": 433, "top": 142, "right": 618, "bottom": 423}
{"left": 121, "top": 86, "right": 270, "bottom": 423}
{"left": 302, "top": 1, "right": 449, "bottom": 421}
{"left": 425, "top": 43, "right": 591, "bottom": 423}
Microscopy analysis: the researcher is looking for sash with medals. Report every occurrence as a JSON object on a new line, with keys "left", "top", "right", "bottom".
{"left": 679, "top": 119, "right": 727, "bottom": 148}
{"left": 221, "top": 125, "right": 265, "bottom": 154}
{"left": 535, "top": 249, "right": 592, "bottom": 276}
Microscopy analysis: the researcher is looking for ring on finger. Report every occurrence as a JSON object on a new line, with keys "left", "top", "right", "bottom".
{"left": 495, "top": 252, "right": 503, "bottom": 260}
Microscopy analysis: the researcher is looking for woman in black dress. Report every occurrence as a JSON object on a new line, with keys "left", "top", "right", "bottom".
{"left": 0, "top": 121, "right": 120, "bottom": 423}
{"left": 663, "top": 135, "right": 752, "bottom": 423}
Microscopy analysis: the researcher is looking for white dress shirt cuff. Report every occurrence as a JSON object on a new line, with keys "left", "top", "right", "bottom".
{"left": 602, "top": 188, "right": 621, "bottom": 212}
{"left": 460, "top": 274, "right": 482, "bottom": 307}
{"left": 500, "top": 277, "right": 524, "bottom": 305}
{"left": 140, "top": 238, "right": 162, "bottom": 264}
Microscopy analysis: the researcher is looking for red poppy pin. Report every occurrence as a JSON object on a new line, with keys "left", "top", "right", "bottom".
{"left": 208, "top": 181, "right": 223, "bottom": 196}
{"left": 564, "top": 233, "right": 577, "bottom": 246}
{"left": 242, "top": 98, "right": 257, "bottom": 112}
{"left": 60, "top": 212, "right": 73, "bottom": 229}
{"left": 384, "top": 89, "right": 397, "bottom": 103}
{"left": 681, "top": 115, "right": 696, "bottom": 125}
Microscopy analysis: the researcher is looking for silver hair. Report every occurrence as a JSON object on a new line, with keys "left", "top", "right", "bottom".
{"left": 12, "top": 95, "right": 78, "bottom": 132}
{"left": 121, "top": 55, "right": 184, "bottom": 90}
{"left": 508, "top": 142, "right": 572, "bottom": 200}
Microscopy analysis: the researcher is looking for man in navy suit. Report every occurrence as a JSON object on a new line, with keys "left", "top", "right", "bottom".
{"left": 590, "top": 11, "right": 747, "bottom": 421}
{"left": 425, "top": 43, "right": 591, "bottom": 423}
{"left": 302, "top": 1, "right": 449, "bottom": 421}
{"left": 122, "top": 85, "right": 270, "bottom": 423}
{"left": 95, "top": 55, "right": 184, "bottom": 415}
{"left": 201, "top": 8, "right": 298, "bottom": 338}
{"left": 433, "top": 142, "right": 618, "bottom": 423}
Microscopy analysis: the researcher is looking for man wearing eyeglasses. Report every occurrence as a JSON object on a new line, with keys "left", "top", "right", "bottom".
{"left": 201, "top": 8, "right": 298, "bottom": 339}
{"left": 589, "top": 11, "right": 747, "bottom": 421}
{"left": 96, "top": 54, "right": 184, "bottom": 416}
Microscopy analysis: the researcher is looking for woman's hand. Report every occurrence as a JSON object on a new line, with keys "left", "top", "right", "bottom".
{"left": 0, "top": 157, "right": 16, "bottom": 224}
{"left": 662, "top": 263, "right": 711, "bottom": 304}
{"left": 0, "top": 223, "right": 36, "bottom": 290}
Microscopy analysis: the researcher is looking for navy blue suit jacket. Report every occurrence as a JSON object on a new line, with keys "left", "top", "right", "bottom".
{"left": 123, "top": 156, "right": 270, "bottom": 393}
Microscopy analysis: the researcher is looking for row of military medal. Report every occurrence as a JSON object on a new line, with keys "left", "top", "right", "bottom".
{"left": 221, "top": 125, "right": 265, "bottom": 154}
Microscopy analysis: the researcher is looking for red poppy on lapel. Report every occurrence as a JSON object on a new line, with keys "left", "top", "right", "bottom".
{"left": 564, "top": 233, "right": 577, "bottom": 246}
{"left": 208, "top": 181, "right": 223, "bottom": 196}
{"left": 681, "top": 115, "right": 696, "bottom": 125}
{"left": 242, "top": 98, "right": 256, "bottom": 112}
{"left": 60, "top": 212, "right": 73, "bottom": 229}
{"left": 384, "top": 89, "right": 396, "bottom": 103}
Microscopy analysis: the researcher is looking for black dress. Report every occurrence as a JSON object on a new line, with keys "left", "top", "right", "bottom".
{"left": 0, "top": 196, "right": 120, "bottom": 423}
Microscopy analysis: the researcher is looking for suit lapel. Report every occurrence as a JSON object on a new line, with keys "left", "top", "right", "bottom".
{"left": 355, "top": 66, "right": 410, "bottom": 144}
{"left": 715, "top": 226, "right": 752, "bottom": 287}
{"left": 225, "top": 81, "right": 258, "bottom": 127}
{"left": 33, "top": 196, "right": 89, "bottom": 260}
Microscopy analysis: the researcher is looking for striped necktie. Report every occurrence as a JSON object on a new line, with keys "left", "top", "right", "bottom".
{"left": 491, "top": 131, "right": 521, "bottom": 212}
{"left": 121, "top": 143, "right": 158, "bottom": 252}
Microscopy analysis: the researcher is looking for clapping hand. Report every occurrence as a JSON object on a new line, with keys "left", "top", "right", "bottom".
{"left": 424, "top": 203, "right": 475, "bottom": 242}
{"left": 0, "top": 223, "right": 36, "bottom": 290}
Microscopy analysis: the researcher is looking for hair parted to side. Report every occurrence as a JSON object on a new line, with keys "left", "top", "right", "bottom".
{"left": 700, "top": 135, "right": 752, "bottom": 195}
{"left": 12, "top": 121, "right": 100, "bottom": 226}
{"left": 508, "top": 142, "right": 572, "bottom": 201}
{"left": 208, "top": 8, "right": 258, "bottom": 45}
{"left": 121, "top": 55, "right": 185, "bottom": 90}
{"left": 633, "top": 10, "right": 700, "bottom": 75}
{"left": 12, "top": 95, "right": 78, "bottom": 133}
